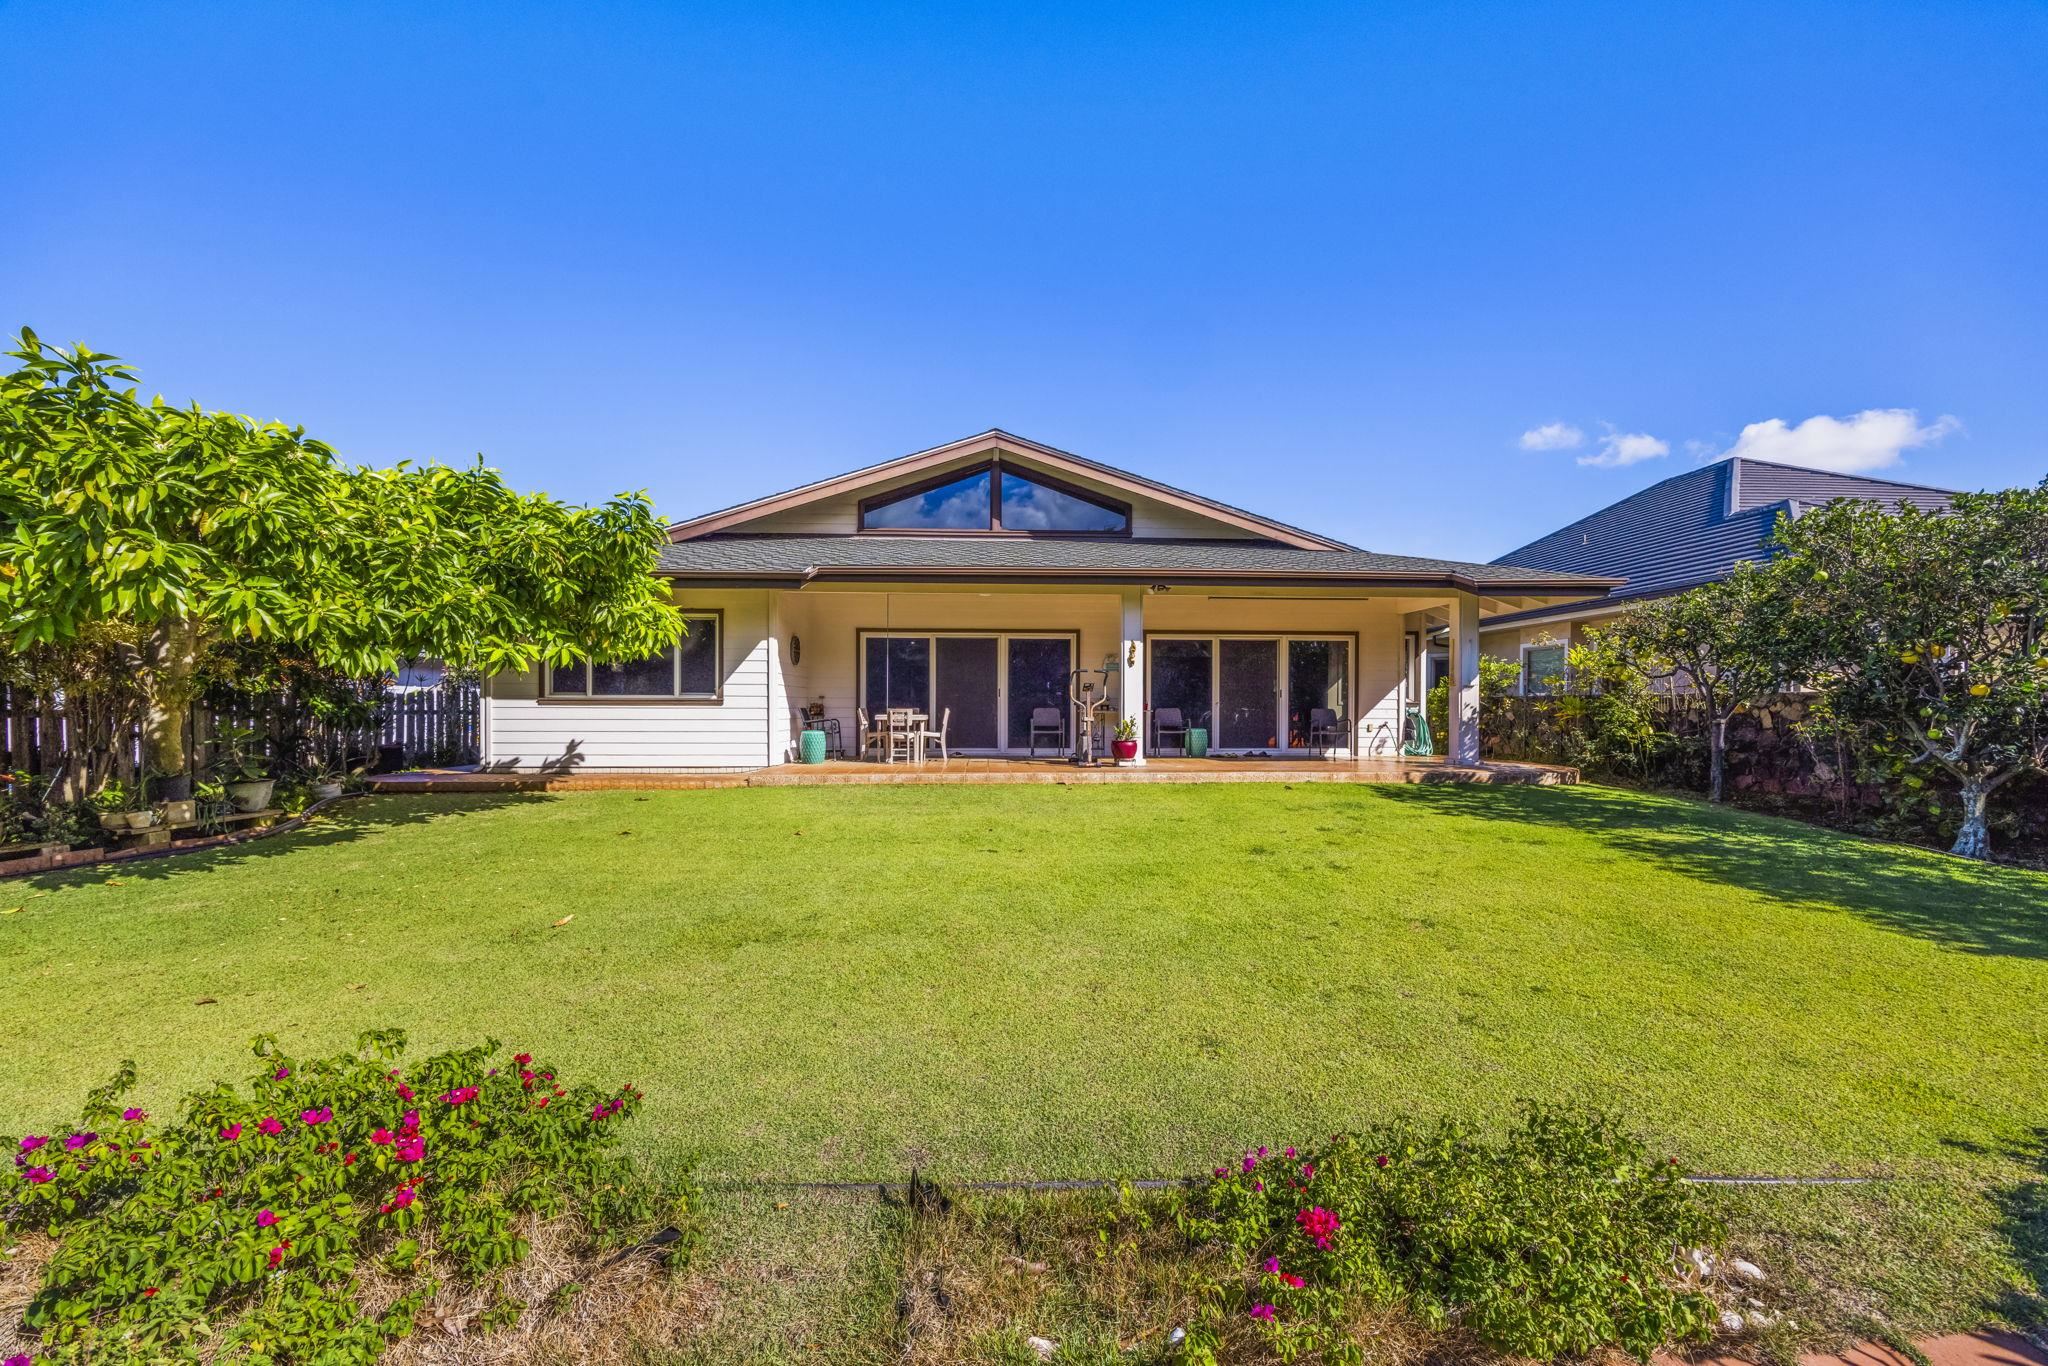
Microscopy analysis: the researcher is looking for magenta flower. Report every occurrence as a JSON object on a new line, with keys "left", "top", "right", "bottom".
{"left": 18, "top": 1135, "right": 46, "bottom": 1153}
{"left": 63, "top": 1132, "right": 96, "bottom": 1151}
{"left": 267, "top": 1243, "right": 288, "bottom": 1269}
{"left": 258, "top": 1117, "right": 283, "bottom": 1136}
{"left": 1284, "top": 1146, "right": 1296, "bottom": 1159}
{"left": 1248, "top": 1303, "right": 1277, "bottom": 1321}
{"left": 22, "top": 1166, "right": 53, "bottom": 1184}
{"left": 513, "top": 1052, "right": 531, "bottom": 1065}
{"left": 395, "top": 1084, "right": 415, "bottom": 1101}
{"left": 256, "top": 1209, "right": 277, "bottom": 1228}
{"left": 1296, "top": 1206, "right": 1341, "bottom": 1248}
{"left": 400, "top": 1110, "right": 420, "bottom": 1130}
{"left": 1240, "top": 1154, "right": 1257, "bottom": 1174}
{"left": 438, "top": 1087, "right": 478, "bottom": 1106}
{"left": 1256, "top": 1146, "right": 1268, "bottom": 1157}
{"left": 369, "top": 1128, "right": 394, "bottom": 1146}
{"left": 1253, "top": 1181, "right": 1264, "bottom": 1192}
{"left": 1281, "top": 1272, "right": 1306, "bottom": 1288}
{"left": 1301, "top": 1163, "right": 1315, "bottom": 1180}
{"left": 1262, "top": 1256, "right": 1280, "bottom": 1274}
{"left": 273, "top": 1066, "right": 291, "bottom": 1080}
{"left": 300, "top": 1107, "right": 332, "bottom": 1126}
{"left": 380, "top": 1186, "right": 417, "bottom": 1214}
{"left": 8, "top": 1352, "right": 33, "bottom": 1366}
{"left": 219, "top": 1122, "right": 243, "bottom": 1142}
{"left": 122, "top": 1108, "right": 146, "bottom": 1123}
{"left": 395, "top": 1136, "right": 424, "bottom": 1163}
{"left": 1213, "top": 1166, "right": 1226, "bottom": 1178}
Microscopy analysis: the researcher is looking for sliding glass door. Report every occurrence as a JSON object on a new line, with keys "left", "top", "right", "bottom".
{"left": 1148, "top": 635, "right": 1355, "bottom": 753}
{"left": 859, "top": 632, "right": 1078, "bottom": 752}
{"left": 935, "top": 637, "right": 1000, "bottom": 749}
{"left": 1218, "top": 639, "right": 1279, "bottom": 749}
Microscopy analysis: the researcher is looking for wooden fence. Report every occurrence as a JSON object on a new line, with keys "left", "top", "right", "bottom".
{"left": 0, "top": 681, "right": 480, "bottom": 784}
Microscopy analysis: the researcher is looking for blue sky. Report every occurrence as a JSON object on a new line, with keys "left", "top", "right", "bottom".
{"left": 4, "top": 1, "right": 2043, "bottom": 560}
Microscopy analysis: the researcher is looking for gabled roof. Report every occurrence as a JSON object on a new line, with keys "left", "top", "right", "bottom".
{"left": 1482, "top": 457, "right": 1956, "bottom": 628}
{"left": 665, "top": 428, "right": 1355, "bottom": 551}
{"left": 657, "top": 533, "right": 1621, "bottom": 596}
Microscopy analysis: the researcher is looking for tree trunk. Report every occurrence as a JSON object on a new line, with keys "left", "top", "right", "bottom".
{"left": 140, "top": 618, "right": 203, "bottom": 784}
{"left": 1708, "top": 714, "right": 1729, "bottom": 803}
{"left": 1950, "top": 779, "right": 1994, "bottom": 861}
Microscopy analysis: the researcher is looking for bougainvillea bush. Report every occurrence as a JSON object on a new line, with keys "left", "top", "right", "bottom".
{"left": 1, "top": 1030, "right": 680, "bottom": 1364}
{"left": 1179, "top": 1104, "right": 1725, "bottom": 1364}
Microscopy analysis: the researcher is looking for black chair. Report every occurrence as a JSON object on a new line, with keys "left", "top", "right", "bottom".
{"left": 1308, "top": 706, "right": 1348, "bottom": 754}
{"left": 1153, "top": 706, "right": 1189, "bottom": 755}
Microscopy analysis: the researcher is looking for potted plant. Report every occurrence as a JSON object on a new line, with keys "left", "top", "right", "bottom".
{"left": 213, "top": 725, "right": 277, "bottom": 813}
{"left": 1111, "top": 717, "right": 1140, "bottom": 762}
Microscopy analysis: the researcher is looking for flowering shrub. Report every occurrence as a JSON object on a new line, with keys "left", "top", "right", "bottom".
{"left": 1, "top": 1029, "right": 678, "bottom": 1364}
{"left": 1180, "top": 1104, "right": 1725, "bottom": 1363}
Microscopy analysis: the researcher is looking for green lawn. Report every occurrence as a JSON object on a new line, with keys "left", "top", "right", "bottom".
{"left": 1, "top": 783, "right": 2044, "bottom": 1187}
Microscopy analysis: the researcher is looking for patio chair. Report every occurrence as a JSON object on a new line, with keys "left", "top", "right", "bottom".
{"left": 1308, "top": 707, "right": 1348, "bottom": 754}
{"left": 1027, "top": 705, "right": 1065, "bottom": 757}
{"left": 1152, "top": 707, "right": 1188, "bottom": 755}
{"left": 884, "top": 708, "right": 920, "bottom": 764}
{"left": 917, "top": 707, "right": 951, "bottom": 766}
{"left": 856, "top": 708, "right": 887, "bottom": 762}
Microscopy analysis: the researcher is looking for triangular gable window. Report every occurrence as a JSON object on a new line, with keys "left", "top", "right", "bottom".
{"left": 858, "top": 461, "right": 1131, "bottom": 535}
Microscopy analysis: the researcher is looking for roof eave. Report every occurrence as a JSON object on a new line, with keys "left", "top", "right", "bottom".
{"left": 659, "top": 565, "right": 1623, "bottom": 595}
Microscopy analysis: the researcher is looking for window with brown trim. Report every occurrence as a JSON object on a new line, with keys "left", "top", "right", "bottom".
{"left": 543, "top": 613, "right": 723, "bottom": 701}
{"left": 857, "top": 461, "right": 1130, "bottom": 535}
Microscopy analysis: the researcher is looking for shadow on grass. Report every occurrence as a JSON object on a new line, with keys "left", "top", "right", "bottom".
{"left": 1373, "top": 783, "right": 2048, "bottom": 960}
{"left": 21, "top": 793, "right": 554, "bottom": 891}
{"left": 1987, "top": 1127, "right": 2048, "bottom": 1332}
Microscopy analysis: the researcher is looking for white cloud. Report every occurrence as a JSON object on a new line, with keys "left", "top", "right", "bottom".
{"left": 1719, "top": 409, "right": 1962, "bottom": 474}
{"left": 1518, "top": 422, "right": 1584, "bottom": 451}
{"left": 1577, "top": 428, "right": 1670, "bottom": 468}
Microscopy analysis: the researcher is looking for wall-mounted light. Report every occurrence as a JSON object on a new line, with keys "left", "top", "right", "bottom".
{"left": 790, "top": 635, "right": 802, "bottom": 665}
{"left": 1149, "top": 583, "right": 1170, "bottom": 593}
{"left": 1127, "top": 642, "right": 1138, "bottom": 667}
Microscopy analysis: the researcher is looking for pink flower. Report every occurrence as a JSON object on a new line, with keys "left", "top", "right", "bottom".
{"left": 300, "top": 1107, "right": 332, "bottom": 1126}
{"left": 400, "top": 1110, "right": 419, "bottom": 1131}
{"left": 122, "top": 1108, "right": 146, "bottom": 1122}
{"left": 1253, "top": 1181, "right": 1264, "bottom": 1192}
{"left": 514, "top": 1052, "right": 531, "bottom": 1066}
{"left": 1240, "top": 1154, "right": 1257, "bottom": 1173}
{"left": 343, "top": 1152, "right": 358, "bottom": 1166}
{"left": 370, "top": 1128, "right": 394, "bottom": 1145}
{"left": 267, "top": 1242, "right": 288, "bottom": 1269}
{"left": 379, "top": 1185, "right": 417, "bottom": 1214}
{"left": 1281, "top": 1273, "right": 1305, "bottom": 1288}
{"left": 1301, "top": 1163, "right": 1315, "bottom": 1180}
{"left": 438, "top": 1087, "right": 478, "bottom": 1106}
{"left": 22, "top": 1166, "right": 52, "bottom": 1184}
{"left": 258, "top": 1117, "right": 283, "bottom": 1136}
{"left": 8, "top": 1353, "right": 33, "bottom": 1366}
{"left": 1262, "top": 1256, "right": 1280, "bottom": 1274}
{"left": 273, "top": 1066, "right": 291, "bottom": 1080}
{"left": 1296, "top": 1206, "right": 1340, "bottom": 1248}
{"left": 63, "top": 1132, "right": 95, "bottom": 1150}
{"left": 256, "top": 1209, "right": 277, "bottom": 1228}
{"left": 18, "top": 1135, "right": 46, "bottom": 1153}
{"left": 1256, "top": 1146, "right": 1268, "bottom": 1157}
{"left": 395, "top": 1136, "right": 424, "bottom": 1163}
{"left": 1284, "top": 1146, "right": 1296, "bottom": 1159}
{"left": 395, "top": 1084, "right": 414, "bottom": 1101}
{"left": 1375, "top": 1154, "right": 1390, "bottom": 1169}
{"left": 219, "top": 1122, "right": 243, "bottom": 1142}
{"left": 1248, "top": 1303, "right": 1277, "bottom": 1321}
{"left": 1213, "top": 1166, "right": 1226, "bottom": 1178}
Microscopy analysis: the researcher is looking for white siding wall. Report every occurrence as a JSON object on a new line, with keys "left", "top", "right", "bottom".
{"left": 484, "top": 590, "right": 775, "bottom": 771}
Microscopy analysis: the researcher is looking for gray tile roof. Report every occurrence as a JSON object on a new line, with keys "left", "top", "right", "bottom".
{"left": 1481, "top": 457, "right": 1956, "bottom": 627}
{"left": 657, "top": 534, "right": 1617, "bottom": 591}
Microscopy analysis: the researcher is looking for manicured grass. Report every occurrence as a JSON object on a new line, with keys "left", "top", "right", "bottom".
{"left": 1, "top": 783, "right": 2044, "bottom": 1186}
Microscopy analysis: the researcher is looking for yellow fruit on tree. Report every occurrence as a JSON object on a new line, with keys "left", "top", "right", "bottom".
{"left": 1970, "top": 683, "right": 1991, "bottom": 697}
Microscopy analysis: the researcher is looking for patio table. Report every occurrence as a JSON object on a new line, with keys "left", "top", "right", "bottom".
{"left": 879, "top": 711, "right": 929, "bottom": 763}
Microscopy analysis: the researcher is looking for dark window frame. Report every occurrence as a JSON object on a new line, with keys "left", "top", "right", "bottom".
{"left": 539, "top": 610, "right": 725, "bottom": 704}
{"left": 855, "top": 460, "right": 1133, "bottom": 537}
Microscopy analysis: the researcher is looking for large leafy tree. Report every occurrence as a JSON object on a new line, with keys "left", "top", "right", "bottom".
{"left": 0, "top": 329, "right": 682, "bottom": 784}
{"left": 1770, "top": 486, "right": 2048, "bottom": 860}
{"left": 1590, "top": 561, "right": 1793, "bottom": 804}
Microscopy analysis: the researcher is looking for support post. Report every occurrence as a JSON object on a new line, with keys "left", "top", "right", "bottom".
{"left": 1448, "top": 590, "right": 1481, "bottom": 767}
{"left": 1119, "top": 588, "right": 1146, "bottom": 764}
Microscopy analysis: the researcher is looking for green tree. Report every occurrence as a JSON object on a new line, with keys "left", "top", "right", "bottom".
{"left": 1771, "top": 486, "right": 2048, "bottom": 860}
{"left": 1595, "top": 562, "right": 1793, "bottom": 804}
{"left": 0, "top": 329, "right": 683, "bottom": 786}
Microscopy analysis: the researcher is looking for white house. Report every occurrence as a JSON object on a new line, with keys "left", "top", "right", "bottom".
{"left": 480, "top": 431, "right": 1617, "bottom": 772}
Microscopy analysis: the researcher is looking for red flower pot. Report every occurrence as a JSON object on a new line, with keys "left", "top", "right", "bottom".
{"left": 1111, "top": 739, "right": 1139, "bottom": 761}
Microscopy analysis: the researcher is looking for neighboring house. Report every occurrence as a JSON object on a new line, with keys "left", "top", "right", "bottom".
{"left": 480, "top": 430, "right": 1615, "bottom": 771}
{"left": 1471, "top": 457, "right": 1957, "bottom": 693}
